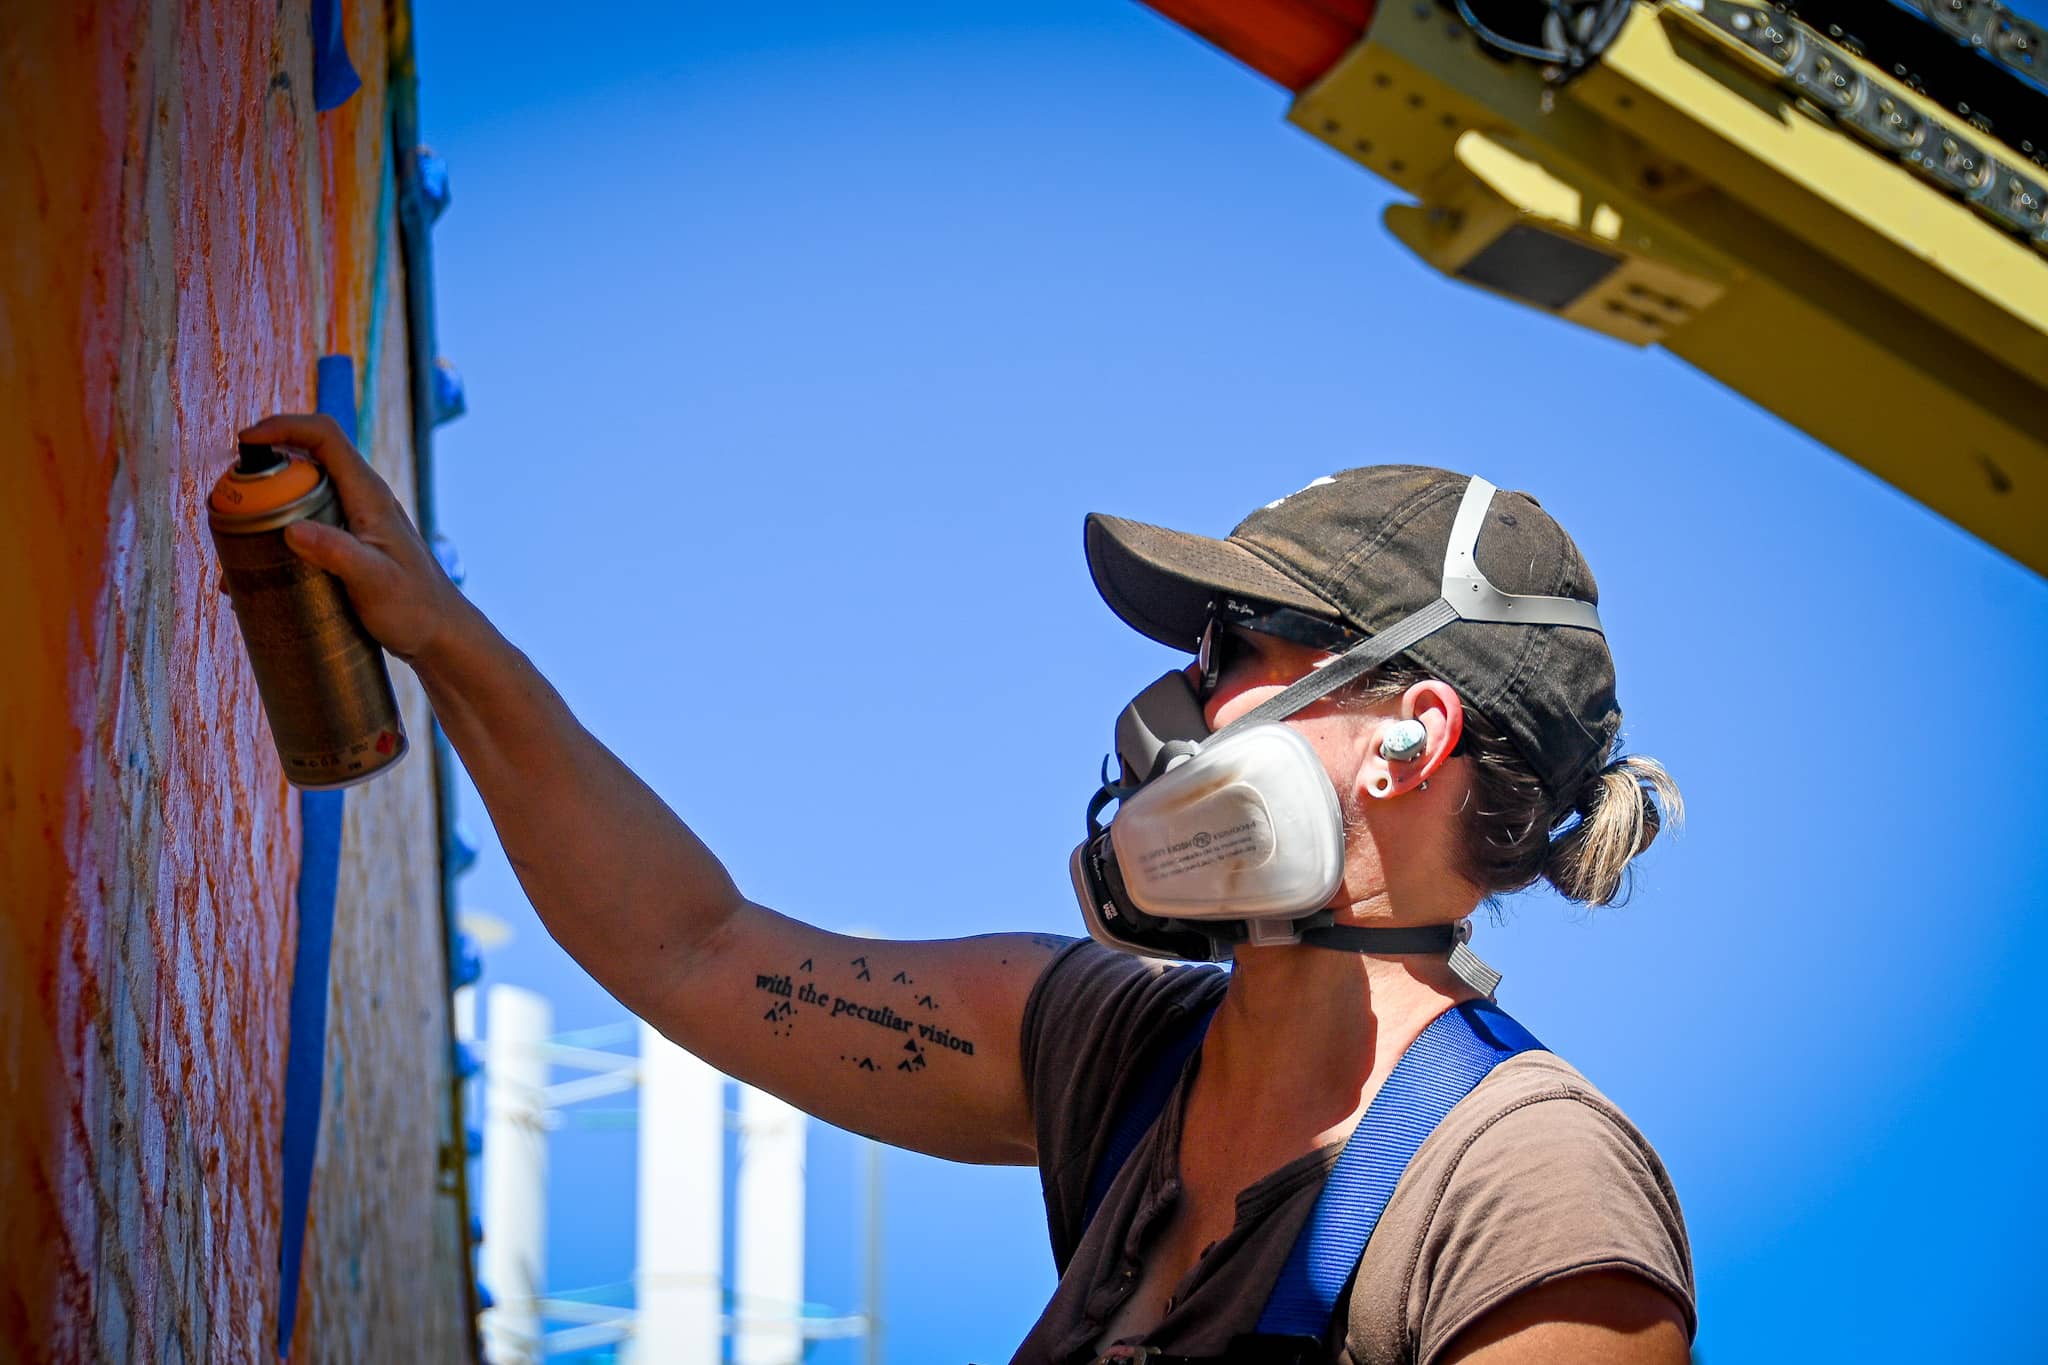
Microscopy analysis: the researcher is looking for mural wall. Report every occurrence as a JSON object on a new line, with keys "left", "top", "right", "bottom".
{"left": 0, "top": 2, "right": 472, "bottom": 1358}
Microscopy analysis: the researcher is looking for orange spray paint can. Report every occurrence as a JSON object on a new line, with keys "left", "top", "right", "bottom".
{"left": 208, "top": 442, "right": 408, "bottom": 788}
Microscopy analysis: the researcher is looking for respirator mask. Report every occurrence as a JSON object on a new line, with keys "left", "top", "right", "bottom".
{"left": 1068, "top": 476, "right": 1607, "bottom": 988}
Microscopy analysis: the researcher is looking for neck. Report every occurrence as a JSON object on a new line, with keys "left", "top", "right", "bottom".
{"left": 1197, "top": 900, "right": 1481, "bottom": 1127}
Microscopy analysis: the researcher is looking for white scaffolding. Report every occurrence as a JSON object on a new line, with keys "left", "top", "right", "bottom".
{"left": 474, "top": 994, "right": 881, "bottom": 1363}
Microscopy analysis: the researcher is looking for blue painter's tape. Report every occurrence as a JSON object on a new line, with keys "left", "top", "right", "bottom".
{"left": 430, "top": 533, "right": 465, "bottom": 589}
{"left": 311, "top": 0, "right": 362, "bottom": 112}
{"left": 315, "top": 356, "right": 358, "bottom": 438}
{"left": 431, "top": 357, "right": 466, "bottom": 425}
{"left": 277, "top": 790, "right": 342, "bottom": 1356}
{"left": 276, "top": 356, "right": 357, "bottom": 1360}
{"left": 450, "top": 930, "right": 483, "bottom": 991}
{"left": 415, "top": 147, "right": 452, "bottom": 223}
{"left": 448, "top": 818, "right": 479, "bottom": 878}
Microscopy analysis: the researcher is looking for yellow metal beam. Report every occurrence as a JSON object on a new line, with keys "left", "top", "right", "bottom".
{"left": 1286, "top": 0, "right": 2047, "bottom": 574}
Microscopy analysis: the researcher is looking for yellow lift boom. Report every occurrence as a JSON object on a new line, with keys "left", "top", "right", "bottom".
{"left": 1144, "top": 0, "right": 2048, "bottom": 573}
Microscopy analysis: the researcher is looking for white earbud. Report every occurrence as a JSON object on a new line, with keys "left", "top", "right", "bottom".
{"left": 1378, "top": 718, "right": 1428, "bottom": 763}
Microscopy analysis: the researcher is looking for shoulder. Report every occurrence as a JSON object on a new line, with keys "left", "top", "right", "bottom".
{"left": 1020, "top": 939, "right": 1226, "bottom": 1093}
{"left": 1431, "top": 1052, "right": 1686, "bottom": 1214}
{"left": 1347, "top": 1052, "right": 1696, "bottom": 1365}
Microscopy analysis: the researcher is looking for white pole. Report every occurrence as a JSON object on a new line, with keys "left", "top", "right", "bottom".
{"left": 864, "top": 1139, "right": 883, "bottom": 1365}
{"left": 733, "top": 1085, "right": 805, "bottom": 1365}
{"left": 633, "top": 1024, "right": 726, "bottom": 1364}
{"left": 453, "top": 984, "right": 477, "bottom": 1044}
{"left": 481, "top": 986, "right": 552, "bottom": 1365}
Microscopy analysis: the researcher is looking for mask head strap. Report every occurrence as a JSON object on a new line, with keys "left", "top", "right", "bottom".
{"left": 1210, "top": 477, "right": 1603, "bottom": 741}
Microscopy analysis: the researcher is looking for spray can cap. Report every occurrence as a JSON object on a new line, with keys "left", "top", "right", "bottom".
{"left": 210, "top": 446, "right": 324, "bottom": 517}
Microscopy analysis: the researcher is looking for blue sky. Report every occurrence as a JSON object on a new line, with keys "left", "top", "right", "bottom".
{"left": 410, "top": 4, "right": 2048, "bottom": 1361}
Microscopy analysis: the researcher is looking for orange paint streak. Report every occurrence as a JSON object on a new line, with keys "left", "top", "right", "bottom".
{"left": 0, "top": 2, "right": 136, "bottom": 1350}
{"left": 321, "top": 0, "right": 392, "bottom": 369}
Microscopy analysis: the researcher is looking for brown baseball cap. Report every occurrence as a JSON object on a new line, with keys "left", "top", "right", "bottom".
{"left": 1084, "top": 465, "right": 1621, "bottom": 801}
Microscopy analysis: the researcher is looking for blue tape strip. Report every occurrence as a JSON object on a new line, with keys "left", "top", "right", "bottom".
{"left": 317, "top": 354, "right": 358, "bottom": 436}
{"left": 276, "top": 356, "right": 358, "bottom": 1359}
{"left": 311, "top": 0, "right": 362, "bottom": 112}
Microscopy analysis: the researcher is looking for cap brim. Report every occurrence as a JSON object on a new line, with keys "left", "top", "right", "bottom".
{"left": 1084, "top": 512, "right": 1341, "bottom": 652}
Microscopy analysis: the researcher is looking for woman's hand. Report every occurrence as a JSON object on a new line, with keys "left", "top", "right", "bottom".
{"left": 237, "top": 413, "right": 474, "bottom": 665}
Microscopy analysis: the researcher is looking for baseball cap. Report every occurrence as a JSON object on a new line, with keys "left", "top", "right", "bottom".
{"left": 1083, "top": 465, "right": 1621, "bottom": 801}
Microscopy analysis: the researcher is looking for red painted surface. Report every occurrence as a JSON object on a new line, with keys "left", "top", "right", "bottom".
{"left": 3, "top": 3, "right": 467, "bottom": 1358}
{"left": 1139, "top": 0, "right": 1376, "bottom": 90}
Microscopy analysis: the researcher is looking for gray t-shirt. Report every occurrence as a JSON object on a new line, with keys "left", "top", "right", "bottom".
{"left": 1012, "top": 942, "right": 1695, "bottom": 1365}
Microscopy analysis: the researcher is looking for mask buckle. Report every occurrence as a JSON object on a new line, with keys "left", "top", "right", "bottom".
{"left": 1241, "top": 910, "right": 1336, "bottom": 948}
{"left": 1244, "top": 918, "right": 1301, "bottom": 948}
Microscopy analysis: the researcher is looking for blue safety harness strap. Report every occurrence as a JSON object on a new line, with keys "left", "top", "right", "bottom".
{"left": 1256, "top": 999, "right": 1543, "bottom": 1338}
{"left": 1080, "top": 996, "right": 1545, "bottom": 1352}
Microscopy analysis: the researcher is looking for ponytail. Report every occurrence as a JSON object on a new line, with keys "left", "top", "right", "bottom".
{"left": 1541, "top": 756, "right": 1683, "bottom": 908}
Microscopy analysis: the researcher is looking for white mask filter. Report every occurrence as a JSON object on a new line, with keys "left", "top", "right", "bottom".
{"left": 1107, "top": 723, "right": 1345, "bottom": 921}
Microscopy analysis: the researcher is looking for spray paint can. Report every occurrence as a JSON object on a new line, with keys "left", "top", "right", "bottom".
{"left": 208, "top": 442, "right": 408, "bottom": 788}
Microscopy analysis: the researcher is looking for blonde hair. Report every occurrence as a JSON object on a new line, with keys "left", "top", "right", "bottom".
{"left": 1344, "top": 667, "right": 1682, "bottom": 907}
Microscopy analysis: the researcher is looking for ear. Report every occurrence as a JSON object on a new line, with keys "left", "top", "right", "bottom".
{"left": 1359, "top": 680, "right": 1466, "bottom": 800}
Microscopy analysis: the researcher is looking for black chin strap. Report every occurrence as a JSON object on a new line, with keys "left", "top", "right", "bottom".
{"left": 1293, "top": 921, "right": 1505, "bottom": 998}
{"left": 1297, "top": 923, "right": 1458, "bottom": 954}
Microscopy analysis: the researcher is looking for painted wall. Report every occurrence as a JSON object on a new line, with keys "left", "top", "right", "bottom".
{"left": 0, "top": 2, "right": 469, "bottom": 1359}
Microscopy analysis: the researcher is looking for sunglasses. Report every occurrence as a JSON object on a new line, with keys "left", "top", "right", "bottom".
{"left": 1195, "top": 600, "right": 1362, "bottom": 699}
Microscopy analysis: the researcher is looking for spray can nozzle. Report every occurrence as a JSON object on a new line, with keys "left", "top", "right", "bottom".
{"left": 237, "top": 441, "right": 285, "bottom": 475}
